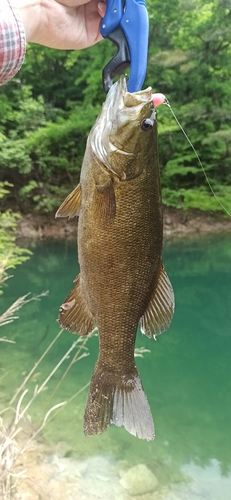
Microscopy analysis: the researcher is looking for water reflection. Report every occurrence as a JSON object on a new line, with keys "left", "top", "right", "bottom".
{"left": 1, "top": 235, "right": 231, "bottom": 499}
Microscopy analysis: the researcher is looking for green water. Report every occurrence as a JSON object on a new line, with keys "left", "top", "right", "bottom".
{"left": 1, "top": 235, "right": 231, "bottom": 498}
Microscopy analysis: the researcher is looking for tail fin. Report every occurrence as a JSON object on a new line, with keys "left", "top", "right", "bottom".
{"left": 84, "top": 363, "right": 154, "bottom": 441}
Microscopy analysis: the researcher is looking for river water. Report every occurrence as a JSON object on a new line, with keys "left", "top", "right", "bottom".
{"left": 1, "top": 235, "right": 231, "bottom": 499}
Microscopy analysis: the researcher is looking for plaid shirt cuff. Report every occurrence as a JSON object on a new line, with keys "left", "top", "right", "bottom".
{"left": 0, "top": 0, "right": 26, "bottom": 85}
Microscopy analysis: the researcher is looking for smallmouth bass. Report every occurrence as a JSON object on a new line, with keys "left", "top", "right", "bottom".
{"left": 56, "top": 76, "right": 174, "bottom": 441}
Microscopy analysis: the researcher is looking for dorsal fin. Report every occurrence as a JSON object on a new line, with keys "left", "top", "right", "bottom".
{"left": 55, "top": 184, "right": 81, "bottom": 218}
{"left": 140, "top": 260, "right": 174, "bottom": 338}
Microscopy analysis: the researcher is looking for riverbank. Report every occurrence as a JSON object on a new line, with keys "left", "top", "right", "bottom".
{"left": 16, "top": 207, "right": 231, "bottom": 241}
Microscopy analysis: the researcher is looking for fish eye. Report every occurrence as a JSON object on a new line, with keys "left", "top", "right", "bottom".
{"left": 141, "top": 118, "right": 153, "bottom": 132}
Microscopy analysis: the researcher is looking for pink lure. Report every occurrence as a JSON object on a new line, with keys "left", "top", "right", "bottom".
{"left": 152, "top": 93, "right": 166, "bottom": 107}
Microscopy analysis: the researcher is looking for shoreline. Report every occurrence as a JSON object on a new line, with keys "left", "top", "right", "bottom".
{"left": 16, "top": 207, "right": 231, "bottom": 242}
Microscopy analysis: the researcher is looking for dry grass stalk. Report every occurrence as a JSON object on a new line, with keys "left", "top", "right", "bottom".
{"left": 0, "top": 291, "right": 49, "bottom": 331}
{"left": 0, "top": 251, "right": 92, "bottom": 497}
{"left": 0, "top": 328, "right": 91, "bottom": 499}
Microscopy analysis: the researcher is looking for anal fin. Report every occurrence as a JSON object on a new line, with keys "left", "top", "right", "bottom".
{"left": 55, "top": 184, "right": 81, "bottom": 218}
{"left": 140, "top": 260, "right": 175, "bottom": 338}
{"left": 58, "top": 275, "right": 94, "bottom": 335}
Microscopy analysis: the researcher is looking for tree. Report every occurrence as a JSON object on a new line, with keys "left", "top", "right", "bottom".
{"left": 0, "top": 0, "right": 231, "bottom": 214}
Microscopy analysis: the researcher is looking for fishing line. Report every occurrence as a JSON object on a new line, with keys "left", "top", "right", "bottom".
{"left": 159, "top": 96, "right": 231, "bottom": 217}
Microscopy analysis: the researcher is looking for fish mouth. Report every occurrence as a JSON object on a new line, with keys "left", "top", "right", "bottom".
{"left": 90, "top": 76, "right": 153, "bottom": 172}
{"left": 106, "top": 75, "right": 153, "bottom": 120}
{"left": 106, "top": 75, "right": 127, "bottom": 120}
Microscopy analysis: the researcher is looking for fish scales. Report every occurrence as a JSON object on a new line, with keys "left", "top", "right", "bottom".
{"left": 56, "top": 76, "right": 174, "bottom": 440}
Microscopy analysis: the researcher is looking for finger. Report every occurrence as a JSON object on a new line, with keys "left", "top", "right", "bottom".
{"left": 98, "top": 1, "right": 106, "bottom": 16}
{"left": 56, "top": 0, "right": 91, "bottom": 7}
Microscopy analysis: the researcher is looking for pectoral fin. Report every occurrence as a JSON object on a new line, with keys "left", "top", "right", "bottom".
{"left": 140, "top": 260, "right": 174, "bottom": 338}
{"left": 95, "top": 178, "right": 116, "bottom": 222}
{"left": 58, "top": 275, "right": 94, "bottom": 335}
{"left": 55, "top": 184, "right": 81, "bottom": 218}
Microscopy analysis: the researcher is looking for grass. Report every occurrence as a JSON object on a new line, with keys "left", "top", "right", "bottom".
{"left": 0, "top": 328, "right": 91, "bottom": 499}
{"left": 0, "top": 271, "right": 92, "bottom": 499}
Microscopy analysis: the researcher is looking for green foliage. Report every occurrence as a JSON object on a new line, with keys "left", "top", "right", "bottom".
{"left": 0, "top": 0, "right": 231, "bottom": 214}
{"left": 162, "top": 185, "right": 231, "bottom": 213}
{"left": 0, "top": 183, "right": 32, "bottom": 290}
{"left": 148, "top": 0, "right": 231, "bottom": 213}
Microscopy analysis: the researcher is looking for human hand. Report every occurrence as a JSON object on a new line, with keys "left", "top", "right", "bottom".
{"left": 18, "top": 0, "right": 106, "bottom": 50}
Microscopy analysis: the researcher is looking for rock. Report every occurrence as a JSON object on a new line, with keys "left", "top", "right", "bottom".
{"left": 119, "top": 463, "right": 158, "bottom": 495}
{"left": 165, "top": 217, "right": 172, "bottom": 226}
{"left": 54, "top": 441, "right": 73, "bottom": 458}
{"left": 117, "top": 459, "right": 129, "bottom": 478}
{"left": 16, "top": 208, "right": 231, "bottom": 241}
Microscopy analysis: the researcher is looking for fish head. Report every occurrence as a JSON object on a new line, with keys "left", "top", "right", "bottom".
{"left": 90, "top": 76, "right": 157, "bottom": 181}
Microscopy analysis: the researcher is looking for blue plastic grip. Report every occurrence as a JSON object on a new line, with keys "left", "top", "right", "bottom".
{"left": 100, "top": 0, "right": 123, "bottom": 37}
{"left": 121, "top": 0, "right": 149, "bottom": 92}
{"left": 100, "top": 0, "right": 149, "bottom": 93}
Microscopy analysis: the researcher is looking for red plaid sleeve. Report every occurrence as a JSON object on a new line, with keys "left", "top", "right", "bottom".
{"left": 0, "top": 0, "right": 26, "bottom": 85}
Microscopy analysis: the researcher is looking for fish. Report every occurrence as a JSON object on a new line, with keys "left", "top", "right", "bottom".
{"left": 55, "top": 76, "right": 174, "bottom": 441}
